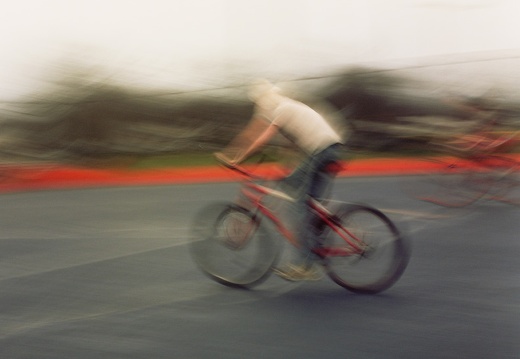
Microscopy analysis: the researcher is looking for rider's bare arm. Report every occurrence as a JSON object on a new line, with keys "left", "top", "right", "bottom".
{"left": 216, "top": 119, "right": 279, "bottom": 165}
{"left": 233, "top": 122, "right": 279, "bottom": 164}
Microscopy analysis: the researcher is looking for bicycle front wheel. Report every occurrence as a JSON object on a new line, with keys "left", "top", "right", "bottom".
{"left": 322, "top": 204, "right": 411, "bottom": 294}
{"left": 189, "top": 202, "right": 279, "bottom": 288}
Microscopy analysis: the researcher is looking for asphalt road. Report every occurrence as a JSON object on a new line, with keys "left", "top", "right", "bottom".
{"left": 0, "top": 177, "right": 518, "bottom": 359}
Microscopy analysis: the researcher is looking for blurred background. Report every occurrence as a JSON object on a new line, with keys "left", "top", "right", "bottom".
{"left": 0, "top": 0, "right": 519, "bottom": 167}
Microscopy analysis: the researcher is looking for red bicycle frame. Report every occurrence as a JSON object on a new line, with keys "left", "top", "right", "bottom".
{"left": 237, "top": 179, "right": 366, "bottom": 258}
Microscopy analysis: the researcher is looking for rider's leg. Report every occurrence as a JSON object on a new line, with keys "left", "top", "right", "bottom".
{"left": 294, "top": 144, "right": 341, "bottom": 265}
{"left": 275, "top": 144, "right": 341, "bottom": 280}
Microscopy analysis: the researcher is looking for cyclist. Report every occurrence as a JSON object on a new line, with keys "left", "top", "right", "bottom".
{"left": 216, "top": 79, "right": 344, "bottom": 281}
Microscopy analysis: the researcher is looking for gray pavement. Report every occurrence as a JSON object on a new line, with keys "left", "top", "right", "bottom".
{"left": 0, "top": 177, "right": 518, "bottom": 359}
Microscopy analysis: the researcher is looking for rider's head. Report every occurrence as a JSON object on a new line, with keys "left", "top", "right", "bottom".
{"left": 248, "top": 79, "right": 282, "bottom": 110}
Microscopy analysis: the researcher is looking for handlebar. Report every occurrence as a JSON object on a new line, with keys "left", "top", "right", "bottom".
{"left": 214, "top": 153, "right": 261, "bottom": 180}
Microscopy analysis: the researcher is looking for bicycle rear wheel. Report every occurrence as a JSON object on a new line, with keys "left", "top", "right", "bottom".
{"left": 189, "top": 202, "right": 279, "bottom": 288}
{"left": 322, "top": 204, "right": 411, "bottom": 294}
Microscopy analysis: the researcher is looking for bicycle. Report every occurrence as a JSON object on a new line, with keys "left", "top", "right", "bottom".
{"left": 405, "top": 115, "right": 520, "bottom": 208}
{"left": 189, "top": 158, "right": 411, "bottom": 294}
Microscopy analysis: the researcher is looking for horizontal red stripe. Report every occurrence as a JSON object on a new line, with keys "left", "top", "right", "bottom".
{"left": 0, "top": 154, "right": 518, "bottom": 193}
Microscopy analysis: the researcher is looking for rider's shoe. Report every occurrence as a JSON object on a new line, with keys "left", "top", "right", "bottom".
{"left": 273, "top": 263, "right": 323, "bottom": 282}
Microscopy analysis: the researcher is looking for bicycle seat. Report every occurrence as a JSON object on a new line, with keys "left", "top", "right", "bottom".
{"left": 324, "top": 161, "right": 344, "bottom": 175}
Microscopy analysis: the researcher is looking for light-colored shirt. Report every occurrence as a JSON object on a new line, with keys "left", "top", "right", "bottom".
{"left": 255, "top": 96, "right": 342, "bottom": 155}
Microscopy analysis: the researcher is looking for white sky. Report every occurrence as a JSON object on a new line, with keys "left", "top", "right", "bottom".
{"left": 0, "top": 0, "right": 519, "bottom": 100}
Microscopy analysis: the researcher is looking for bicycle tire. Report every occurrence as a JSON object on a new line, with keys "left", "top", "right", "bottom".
{"left": 405, "top": 157, "right": 492, "bottom": 207}
{"left": 189, "top": 202, "right": 279, "bottom": 288}
{"left": 321, "top": 203, "right": 411, "bottom": 294}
